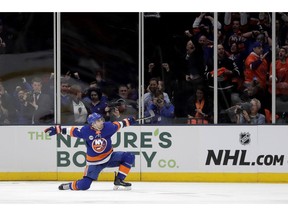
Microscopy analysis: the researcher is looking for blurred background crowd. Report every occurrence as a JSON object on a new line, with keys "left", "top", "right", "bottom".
{"left": 0, "top": 12, "right": 287, "bottom": 125}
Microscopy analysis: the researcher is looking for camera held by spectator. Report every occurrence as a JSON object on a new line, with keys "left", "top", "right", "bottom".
{"left": 26, "top": 92, "right": 35, "bottom": 103}
{"left": 157, "top": 98, "right": 164, "bottom": 105}
{"left": 225, "top": 102, "right": 252, "bottom": 123}
{"left": 235, "top": 102, "right": 252, "bottom": 115}
{"left": 107, "top": 101, "right": 122, "bottom": 109}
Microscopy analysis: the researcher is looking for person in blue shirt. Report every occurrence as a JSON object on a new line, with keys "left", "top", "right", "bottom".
{"left": 145, "top": 90, "right": 174, "bottom": 124}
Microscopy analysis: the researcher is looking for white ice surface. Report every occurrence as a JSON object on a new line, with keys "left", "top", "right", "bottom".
{"left": 1, "top": 181, "right": 287, "bottom": 216}
{"left": 0, "top": 181, "right": 288, "bottom": 204}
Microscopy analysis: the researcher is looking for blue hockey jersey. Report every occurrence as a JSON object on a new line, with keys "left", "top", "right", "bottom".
{"left": 67, "top": 121, "right": 125, "bottom": 165}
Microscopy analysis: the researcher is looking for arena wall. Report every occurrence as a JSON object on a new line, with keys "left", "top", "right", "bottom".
{"left": 1, "top": 125, "right": 287, "bottom": 182}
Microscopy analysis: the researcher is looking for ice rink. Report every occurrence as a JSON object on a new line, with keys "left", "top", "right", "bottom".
{"left": 0, "top": 181, "right": 287, "bottom": 216}
{"left": 1, "top": 181, "right": 288, "bottom": 204}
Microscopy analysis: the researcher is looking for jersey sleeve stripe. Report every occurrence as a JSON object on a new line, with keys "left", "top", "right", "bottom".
{"left": 68, "top": 126, "right": 76, "bottom": 137}
{"left": 113, "top": 121, "right": 121, "bottom": 130}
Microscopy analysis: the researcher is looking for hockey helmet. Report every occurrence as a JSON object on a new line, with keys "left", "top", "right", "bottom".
{"left": 87, "top": 112, "right": 103, "bottom": 125}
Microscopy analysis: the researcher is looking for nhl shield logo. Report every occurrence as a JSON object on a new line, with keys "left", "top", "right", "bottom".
{"left": 239, "top": 132, "right": 250, "bottom": 145}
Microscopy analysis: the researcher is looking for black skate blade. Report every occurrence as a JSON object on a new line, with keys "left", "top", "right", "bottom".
{"left": 113, "top": 185, "right": 132, "bottom": 191}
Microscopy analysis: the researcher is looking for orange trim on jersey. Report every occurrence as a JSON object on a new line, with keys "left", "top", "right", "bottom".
{"left": 70, "top": 126, "right": 77, "bottom": 137}
{"left": 209, "top": 67, "right": 227, "bottom": 78}
{"left": 86, "top": 148, "right": 113, "bottom": 162}
{"left": 119, "top": 164, "right": 131, "bottom": 175}
{"left": 113, "top": 121, "right": 121, "bottom": 131}
{"left": 72, "top": 181, "right": 78, "bottom": 190}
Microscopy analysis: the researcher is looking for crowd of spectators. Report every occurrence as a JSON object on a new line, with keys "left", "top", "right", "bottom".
{"left": 143, "top": 12, "right": 288, "bottom": 124}
{"left": 1, "top": 12, "right": 288, "bottom": 125}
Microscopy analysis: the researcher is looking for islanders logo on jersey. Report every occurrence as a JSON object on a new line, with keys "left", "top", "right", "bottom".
{"left": 91, "top": 138, "right": 107, "bottom": 153}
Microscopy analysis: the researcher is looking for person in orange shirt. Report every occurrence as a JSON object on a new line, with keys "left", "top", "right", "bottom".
{"left": 269, "top": 47, "right": 288, "bottom": 96}
{"left": 243, "top": 42, "right": 270, "bottom": 111}
{"left": 268, "top": 47, "right": 288, "bottom": 123}
{"left": 244, "top": 41, "right": 269, "bottom": 93}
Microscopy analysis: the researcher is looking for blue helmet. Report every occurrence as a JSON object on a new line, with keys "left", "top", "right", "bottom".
{"left": 87, "top": 113, "right": 103, "bottom": 125}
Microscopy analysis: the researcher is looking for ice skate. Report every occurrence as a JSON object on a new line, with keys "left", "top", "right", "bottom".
{"left": 58, "top": 183, "right": 70, "bottom": 190}
{"left": 113, "top": 172, "right": 132, "bottom": 190}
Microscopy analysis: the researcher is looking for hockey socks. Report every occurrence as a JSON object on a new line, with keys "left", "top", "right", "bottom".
{"left": 117, "top": 152, "right": 135, "bottom": 179}
{"left": 59, "top": 177, "right": 93, "bottom": 191}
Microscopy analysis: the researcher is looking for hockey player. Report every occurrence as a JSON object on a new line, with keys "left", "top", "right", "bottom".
{"left": 44, "top": 112, "right": 136, "bottom": 191}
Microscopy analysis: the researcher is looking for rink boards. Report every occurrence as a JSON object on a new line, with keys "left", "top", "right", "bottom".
{"left": 0, "top": 125, "right": 288, "bottom": 182}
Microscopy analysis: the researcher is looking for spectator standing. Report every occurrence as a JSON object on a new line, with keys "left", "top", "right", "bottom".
{"left": 243, "top": 41, "right": 269, "bottom": 110}
{"left": 269, "top": 47, "right": 288, "bottom": 97}
{"left": 206, "top": 44, "right": 241, "bottom": 121}
{"left": 28, "top": 77, "right": 54, "bottom": 124}
{"left": 60, "top": 78, "right": 71, "bottom": 107}
{"left": 184, "top": 39, "right": 205, "bottom": 91}
{"left": 61, "top": 84, "right": 90, "bottom": 124}
{"left": 268, "top": 47, "right": 288, "bottom": 122}
{"left": 14, "top": 89, "right": 34, "bottom": 124}
{"left": 145, "top": 62, "right": 173, "bottom": 97}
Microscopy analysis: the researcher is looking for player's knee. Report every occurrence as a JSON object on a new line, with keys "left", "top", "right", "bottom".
{"left": 124, "top": 152, "right": 135, "bottom": 165}
{"left": 77, "top": 177, "right": 93, "bottom": 190}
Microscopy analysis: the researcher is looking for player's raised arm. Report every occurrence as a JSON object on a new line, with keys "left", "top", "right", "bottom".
{"left": 44, "top": 125, "right": 66, "bottom": 136}
{"left": 112, "top": 116, "right": 137, "bottom": 130}
{"left": 44, "top": 125, "right": 82, "bottom": 138}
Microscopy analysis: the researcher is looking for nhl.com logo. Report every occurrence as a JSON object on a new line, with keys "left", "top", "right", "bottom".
{"left": 239, "top": 132, "right": 250, "bottom": 145}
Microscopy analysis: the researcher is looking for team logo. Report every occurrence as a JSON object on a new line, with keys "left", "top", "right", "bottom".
{"left": 239, "top": 132, "right": 250, "bottom": 145}
{"left": 92, "top": 138, "right": 107, "bottom": 153}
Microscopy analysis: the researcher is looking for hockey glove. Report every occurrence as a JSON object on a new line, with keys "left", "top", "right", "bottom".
{"left": 44, "top": 125, "right": 63, "bottom": 136}
{"left": 127, "top": 116, "right": 136, "bottom": 125}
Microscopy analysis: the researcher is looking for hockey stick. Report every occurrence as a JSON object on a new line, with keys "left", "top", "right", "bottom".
{"left": 136, "top": 110, "right": 155, "bottom": 122}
